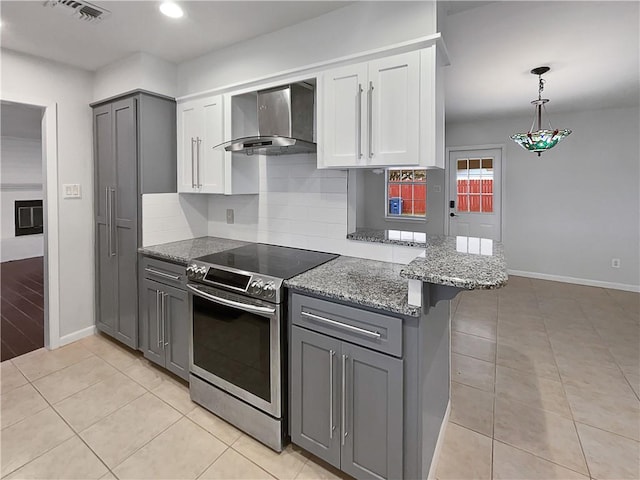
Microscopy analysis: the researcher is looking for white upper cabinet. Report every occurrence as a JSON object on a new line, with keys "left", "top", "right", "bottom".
{"left": 318, "top": 46, "right": 442, "bottom": 169}
{"left": 320, "top": 63, "right": 368, "bottom": 168}
{"left": 177, "top": 95, "right": 224, "bottom": 194}
{"left": 177, "top": 94, "right": 259, "bottom": 194}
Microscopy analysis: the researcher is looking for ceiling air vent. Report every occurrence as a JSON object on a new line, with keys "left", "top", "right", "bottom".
{"left": 44, "top": 0, "right": 111, "bottom": 22}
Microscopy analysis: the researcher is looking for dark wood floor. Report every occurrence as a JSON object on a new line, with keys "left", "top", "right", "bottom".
{"left": 1, "top": 257, "right": 44, "bottom": 361}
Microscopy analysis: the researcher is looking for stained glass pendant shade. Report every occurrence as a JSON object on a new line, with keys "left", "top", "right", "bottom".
{"left": 511, "top": 66, "right": 571, "bottom": 156}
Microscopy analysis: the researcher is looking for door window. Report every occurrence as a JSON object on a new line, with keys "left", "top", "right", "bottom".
{"left": 456, "top": 158, "right": 493, "bottom": 213}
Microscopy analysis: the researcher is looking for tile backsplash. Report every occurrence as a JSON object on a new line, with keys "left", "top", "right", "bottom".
{"left": 142, "top": 193, "right": 208, "bottom": 246}
{"left": 142, "top": 155, "right": 423, "bottom": 264}
{"left": 206, "top": 155, "right": 423, "bottom": 264}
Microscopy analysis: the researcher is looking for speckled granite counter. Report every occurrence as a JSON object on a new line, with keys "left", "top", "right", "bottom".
{"left": 347, "top": 228, "right": 428, "bottom": 248}
{"left": 400, "top": 235, "right": 507, "bottom": 289}
{"left": 138, "top": 237, "right": 249, "bottom": 265}
{"left": 285, "top": 256, "right": 420, "bottom": 317}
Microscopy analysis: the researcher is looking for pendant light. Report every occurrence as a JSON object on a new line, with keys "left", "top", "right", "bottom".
{"left": 511, "top": 66, "right": 571, "bottom": 156}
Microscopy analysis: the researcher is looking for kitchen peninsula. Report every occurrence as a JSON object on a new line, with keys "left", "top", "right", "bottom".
{"left": 139, "top": 233, "right": 506, "bottom": 479}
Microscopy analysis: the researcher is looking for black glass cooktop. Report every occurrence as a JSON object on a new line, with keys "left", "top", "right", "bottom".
{"left": 195, "top": 244, "right": 338, "bottom": 280}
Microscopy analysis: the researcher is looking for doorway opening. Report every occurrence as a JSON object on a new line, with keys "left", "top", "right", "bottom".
{"left": 1, "top": 101, "right": 47, "bottom": 360}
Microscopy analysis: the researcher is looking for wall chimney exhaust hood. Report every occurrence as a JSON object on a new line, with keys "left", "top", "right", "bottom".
{"left": 215, "top": 83, "right": 316, "bottom": 156}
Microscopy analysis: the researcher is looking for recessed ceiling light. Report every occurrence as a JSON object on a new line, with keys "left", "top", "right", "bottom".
{"left": 160, "top": 2, "right": 183, "bottom": 19}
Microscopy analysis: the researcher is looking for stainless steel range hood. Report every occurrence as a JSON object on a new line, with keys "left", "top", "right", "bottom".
{"left": 216, "top": 83, "right": 316, "bottom": 156}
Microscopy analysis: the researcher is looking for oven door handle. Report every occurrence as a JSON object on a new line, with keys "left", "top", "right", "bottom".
{"left": 186, "top": 284, "right": 276, "bottom": 315}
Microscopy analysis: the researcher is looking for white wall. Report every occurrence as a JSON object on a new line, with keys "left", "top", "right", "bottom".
{"left": 93, "top": 52, "right": 177, "bottom": 103}
{"left": 1, "top": 48, "right": 95, "bottom": 338}
{"left": 446, "top": 106, "right": 640, "bottom": 290}
{"left": 1, "top": 135, "right": 44, "bottom": 261}
{"left": 206, "top": 155, "right": 423, "bottom": 264}
{"left": 177, "top": 1, "right": 437, "bottom": 96}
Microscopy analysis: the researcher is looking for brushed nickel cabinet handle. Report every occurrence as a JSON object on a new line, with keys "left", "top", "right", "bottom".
{"left": 156, "top": 290, "right": 162, "bottom": 348}
{"left": 368, "top": 81, "right": 374, "bottom": 158}
{"left": 105, "top": 187, "right": 111, "bottom": 257}
{"left": 357, "top": 84, "right": 363, "bottom": 159}
{"left": 191, "top": 137, "right": 196, "bottom": 188}
{"left": 144, "top": 268, "right": 181, "bottom": 281}
{"left": 300, "top": 311, "right": 381, "bottom": 339}
{"left": 197, "top": 137, "right": 202, "bottom": 188}
{"left": 329, "top": 349, "right": 335, "bottom": 439}
{"left": 341, "top": 354, "right": 348, "bottom": 446}
{"left": 162, "top": 292, "right": 169, "bottom": 347}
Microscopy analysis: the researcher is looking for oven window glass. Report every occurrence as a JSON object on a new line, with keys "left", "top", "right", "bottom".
{"left": 193, "top": 295, "right": 271, "bottom": 402}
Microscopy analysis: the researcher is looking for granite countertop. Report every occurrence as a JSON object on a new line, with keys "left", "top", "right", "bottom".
{"left": 347, "top": 228, "right": 428, "bottom": 248}
{"left": 285, "top": 256, "right": 421, "bottom": 317}
{"left": 138, "top": 236, "right": 250, "bottom": 265}
{"left": 400, "top": 235, "right": 508, "bottom": 289}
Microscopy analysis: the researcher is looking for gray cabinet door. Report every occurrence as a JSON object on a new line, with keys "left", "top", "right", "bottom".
{"left": 141, "top": 278, "right": 164, "bottom": 366}
{"left": 163, "top": 283, "right": 189, "bottom": 381}
{"left": 94, "top": 104, "right": 117, "bottom": 338}
{"left": 290, "top": 326, "right": 341, "bottom": 469}
{"left": 341, "top": 342, "right": 403, "bottom": 480}
{"left": 112, "top": 98, "right": 138, "bottom": 348}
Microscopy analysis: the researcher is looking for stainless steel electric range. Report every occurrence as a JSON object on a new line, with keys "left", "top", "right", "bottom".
{"left": 186, "top": 243, "right": 338, "bottom": 451}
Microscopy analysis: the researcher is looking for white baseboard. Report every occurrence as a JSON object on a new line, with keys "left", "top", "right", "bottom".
{"left": 58, "top": 325, "right": 97, "bottom": 347}
{"left": 508, "top": 269, "right": 640, "bottom": 293}
{"left": 427, "top": 399, "right": 451, "bottom": 480}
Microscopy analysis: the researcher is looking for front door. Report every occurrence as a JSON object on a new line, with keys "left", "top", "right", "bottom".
{"left": 448, "top": 148, "right": 502, "bottom": 241}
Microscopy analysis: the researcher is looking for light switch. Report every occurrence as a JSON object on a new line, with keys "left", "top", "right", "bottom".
{"left": 63, "top": 184, "right": 82, "bottom": 198}
{"left": 433, "top": 185, "right": 442, "bottom": 193}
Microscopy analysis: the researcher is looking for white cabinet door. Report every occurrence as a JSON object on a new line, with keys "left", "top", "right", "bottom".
{"left": 177, "top": 95, "right": 226, "bottom": 194}
{"left": 199, "top": 96, "right": 225, "bottom": 194}
{"left": 319, "top": 51, "right": 422, "bottom": 169}
{"left": 368, "top": 51, "right": 420, "bottom": 167}
{"left": 321, "top": 62, "right": 368, "bottom": 168}
{"left": 177, "top": 100, "right": 200, "bottom": 193}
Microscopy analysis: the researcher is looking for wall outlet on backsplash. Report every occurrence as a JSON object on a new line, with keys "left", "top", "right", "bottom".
{"left": 226, "top": 209, "right": 235, "bottom": 224}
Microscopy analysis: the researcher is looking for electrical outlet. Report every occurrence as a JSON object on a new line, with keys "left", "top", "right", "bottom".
{"left": 226, "top": 209, "right": 234, "bottom": 224}
{"left": 611, "top": 258, "right": 621, "bottom": 268}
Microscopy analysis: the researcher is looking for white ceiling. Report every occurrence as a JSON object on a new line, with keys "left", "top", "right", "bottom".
{"left": 1, "top": 1, "right": 638, "bottom": 122}
{"left": 0, "top": 1, "right": 350, "bottom": 71}
{"left": 442, "top": 1, "right": 640, "bottom": 122}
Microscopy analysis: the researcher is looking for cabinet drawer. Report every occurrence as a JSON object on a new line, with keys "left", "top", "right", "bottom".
{"left": 291, "top": 293, "right": 402, "bottom": 357}
{"left": 141, "top": 256, "right": 186, "bottom": 289}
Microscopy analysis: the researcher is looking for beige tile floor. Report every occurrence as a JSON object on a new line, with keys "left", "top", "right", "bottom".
{"left": 1, "top": 334, "right": 348, "bottom": 480}
{"left": 1, "top": 276, "right": 638, "bottom": 479}
{"left": 438, "top": 276, "right": 640, "bottom": 480}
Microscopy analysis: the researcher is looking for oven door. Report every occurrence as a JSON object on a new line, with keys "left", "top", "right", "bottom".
{"left": 187, "top": 283, "right": 282, "bottom": 418}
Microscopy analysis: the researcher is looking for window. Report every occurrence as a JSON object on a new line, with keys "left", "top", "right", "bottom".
{"left": 386, "top": 168, "right": 427, "bottom": 218}
{"left": 456, "top": 158, "right": 494, "bottom": 213}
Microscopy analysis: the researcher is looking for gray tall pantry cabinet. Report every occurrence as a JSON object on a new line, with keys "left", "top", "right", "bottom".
{"left": 92, "top": 91, "right": 177, "bottom": 349}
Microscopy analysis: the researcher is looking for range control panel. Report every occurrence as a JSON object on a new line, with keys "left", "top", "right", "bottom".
{"left": 186, "top": 262, "right": 284, "bottom": 303}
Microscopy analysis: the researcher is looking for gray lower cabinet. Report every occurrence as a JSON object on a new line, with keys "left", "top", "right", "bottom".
{"left": 93, "top": 91, "right": 176, "bottom": 349}
{"left": 140, "top": 258, "right": 189, "bottom": 381}
{"left": 290, "top": 298, "right": 403, "bottom": 480}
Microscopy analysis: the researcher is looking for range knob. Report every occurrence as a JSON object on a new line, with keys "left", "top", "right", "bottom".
{"left": 263, "top": 281, "right": 276, "bottom": 299}
{"left": 186, "top": 264, "right": 198, "bottom": 275}
{"left": 249, "top": 279, "right": 264, "bottom": 294}
{"left": 197, "top": 266, "right": 207, "bottom": 277}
